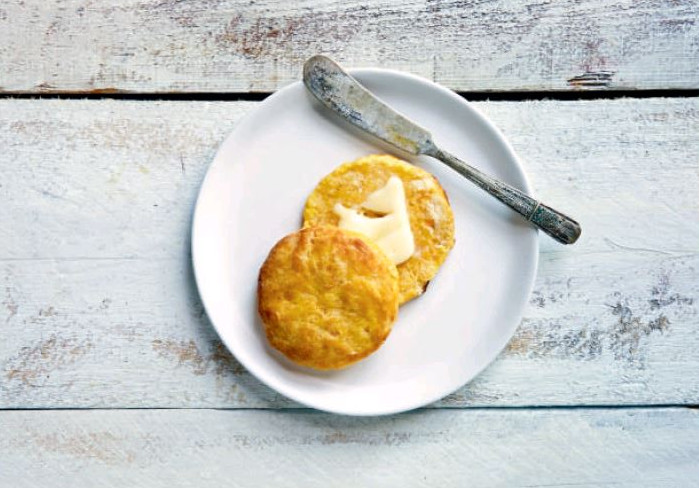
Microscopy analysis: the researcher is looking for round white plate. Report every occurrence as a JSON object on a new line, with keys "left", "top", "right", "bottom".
{"left": 192, "top": 68, "right": 538, "bottom": 416}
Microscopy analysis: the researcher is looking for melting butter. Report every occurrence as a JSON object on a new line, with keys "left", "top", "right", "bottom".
{"left": 333, "top": 176, "right": 415, "bottom": 264}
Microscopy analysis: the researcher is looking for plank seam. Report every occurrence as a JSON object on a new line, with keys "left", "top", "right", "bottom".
{"left": 1, "top": 405, "right": 696, "bottom": 412}
{"left": 0, "top": 89, "right": 698, "bottom": 102}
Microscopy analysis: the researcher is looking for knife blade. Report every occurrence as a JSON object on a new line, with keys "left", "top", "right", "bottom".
{"left": 303, "top": 55, "right": 434, "bottom": 156}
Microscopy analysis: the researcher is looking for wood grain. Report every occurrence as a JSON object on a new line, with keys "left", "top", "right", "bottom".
{"left": 1, "top": 408, "right": 698, "bottom": 486}
{"left": 1, "top": 97, "right": 697, "bottom": 408}
{"left": 0, "top": 0, "right": 698, "bottom": 94}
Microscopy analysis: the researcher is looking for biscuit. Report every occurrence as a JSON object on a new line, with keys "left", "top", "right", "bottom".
{"left": 303, "top": 154, "right": 455, "bottom": 304}
{"left": 258, "top": 226, "right": 399, "bottom": 370}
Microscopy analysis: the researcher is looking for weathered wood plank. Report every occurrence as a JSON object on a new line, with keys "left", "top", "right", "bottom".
{"left": 0, "top": 0, "right": 698, "bottom": 93}
{"left": 1, "top": 408, "right": 698, "bottom": 487}
{"left": 1, "top": 98, "right": 698, "bottom": 408}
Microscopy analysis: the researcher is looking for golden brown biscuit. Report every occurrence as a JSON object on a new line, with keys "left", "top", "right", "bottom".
{"left": 303, "top": 154, "right": 455, "bottom": 304}
{"left": 258, "top": 226, "right": 399, "bottom": 370}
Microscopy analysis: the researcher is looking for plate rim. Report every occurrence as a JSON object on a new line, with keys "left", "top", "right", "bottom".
{"left": 191, "top": 67, "right": 539, "bottom": 415}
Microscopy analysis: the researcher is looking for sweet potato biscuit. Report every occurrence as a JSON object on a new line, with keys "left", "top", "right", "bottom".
{"left": 258, "top": 226, "right": 399, "bottom": 370}
{"left": 303, "top": 154, "right": 455, "bottom": 304}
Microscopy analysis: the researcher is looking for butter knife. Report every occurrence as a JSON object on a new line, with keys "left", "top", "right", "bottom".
{"left": 303, "top": 55, "right": 581, "bottom": 245}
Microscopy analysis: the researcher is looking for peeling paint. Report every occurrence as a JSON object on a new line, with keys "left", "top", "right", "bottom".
{"left": 567, "top": 71, "right": 615, "bottom": 87}
{"left": 648, "top": 274, "right": 694, "bottom": 310}
{"left": 508, "top": 271, "right": 695, "bottom": 366}
{"left": 215, "top": 12, "right": 361, "bottom": 60}
{"left": 152, "top": 339, "right": 207, "bottom": 375}
{"left": 38, "top": 306, "right": 57, "bottom": 317}
{"left": 87, "top": 87, "right": 122, "bottom": 94}
{"left": 506, "top": 319, "right": 604, "bottom": 360}
{"left": 151, "top": 339, "right": 246, "bottom": 377}
{"left": 4, "top": 335, "right": 93, "bottom": 386}
{"left": 26, "top": 431, "right": 135, "bottom": 465}
{"left": 34, "top": 82, "right": 55, "bottom": 91}
{"left": 607, "top": 301, "right": 669, "bottom": 364}
{"left": 315, "top": 431, "right": 413, "bottom": 446}
{"left": 529, "top": 277, "right": 573, "bottom": 308}
{"left": 3, "top": 286, "right": 18, "bottom": 323}
{"left": 209, "top": 340, "right": 246, "bottom": 377}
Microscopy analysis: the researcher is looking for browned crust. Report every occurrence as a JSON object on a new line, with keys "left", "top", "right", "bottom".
{"left": 303, "top": 154, "right": 455, "bottom": 303}
{"left": 258, "top": 226, "right": 399, "bottom": 370}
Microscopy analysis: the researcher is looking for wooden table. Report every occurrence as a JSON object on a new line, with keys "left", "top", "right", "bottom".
{"left": 2, "top": 1, "right": 698, "bottom": 485}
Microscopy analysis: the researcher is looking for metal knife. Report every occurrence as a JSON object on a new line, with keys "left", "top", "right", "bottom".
{"left": 303, "top": 55, "right": 581, "bottom": 245}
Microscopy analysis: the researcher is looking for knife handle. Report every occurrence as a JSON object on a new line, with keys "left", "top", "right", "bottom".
{"left": 430, "top": 147, "right": 581, "bottom": 245}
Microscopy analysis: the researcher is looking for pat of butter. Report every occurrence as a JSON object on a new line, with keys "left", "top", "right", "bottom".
{"left": 334, "top": 176, "right": 415, "bottom": 265}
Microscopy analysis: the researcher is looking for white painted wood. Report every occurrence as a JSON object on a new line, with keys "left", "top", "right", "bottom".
{"left": 0, "top": 408, "right": 698, "bottom": 487}
{"left": 1, "top": 98, "right": 697, "bottom": 408}
{"left": 0, "top": 0, "right": 698, "bottom": 93}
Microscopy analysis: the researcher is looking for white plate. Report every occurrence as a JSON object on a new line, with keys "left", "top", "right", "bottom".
{"left": 192, "top": 68, "right": 538, "bottom": 416}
